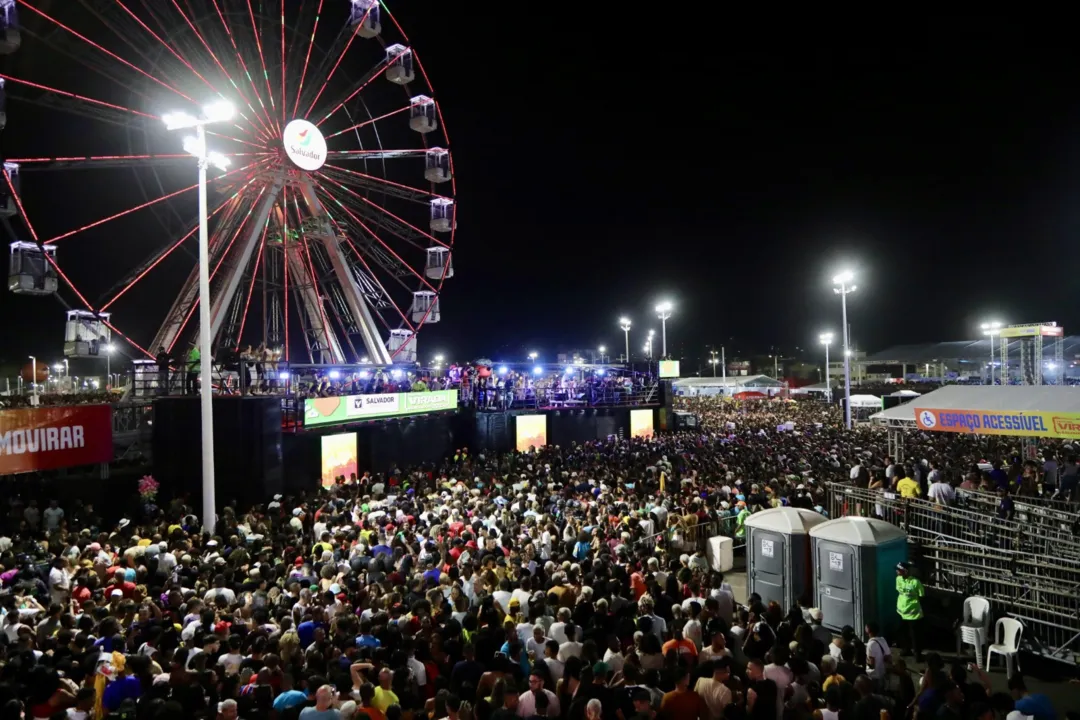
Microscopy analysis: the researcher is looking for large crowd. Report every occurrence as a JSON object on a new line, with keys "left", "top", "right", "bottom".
{"left": 0, "top": 395, "right": 1069, "bottom": 720}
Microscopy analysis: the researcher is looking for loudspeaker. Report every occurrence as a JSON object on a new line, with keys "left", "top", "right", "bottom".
{"left": 153, "top": 396, "right": 283, "bottom": 509}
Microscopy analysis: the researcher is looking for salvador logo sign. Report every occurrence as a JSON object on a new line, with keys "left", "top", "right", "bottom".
{"left": 282, "top": 119, "right": 327, "bottom": 171}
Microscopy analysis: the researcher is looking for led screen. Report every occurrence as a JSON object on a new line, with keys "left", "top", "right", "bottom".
{"left": 658, "top": 360, "right": 681, "bottom": 378}
{"left": 320, "top": 432, "right": 357, "bottom": 488}
{"left": 630, "top": 408, "right": 654, "bottom": 438}
{"left": 516, "top": 414, "right": 547, "bottom": 452}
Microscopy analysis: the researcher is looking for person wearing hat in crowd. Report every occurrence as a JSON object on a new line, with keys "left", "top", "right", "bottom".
{"left": 895, "top": 561, "right": 925, "bottom": 661}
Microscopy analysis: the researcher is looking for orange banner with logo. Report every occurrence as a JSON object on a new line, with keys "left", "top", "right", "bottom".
{"left": 0, "top": 405, "right": 113, "bottom": 474}
{"left": 914, "top": 407, "right": 1080, "bottom": 439}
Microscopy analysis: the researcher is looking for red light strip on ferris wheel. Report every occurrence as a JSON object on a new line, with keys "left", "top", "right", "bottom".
{"left": 303, "top": 3, "right": 372, "bottom": 119}
{"left": 234, "top": 221, "right": 269, "bottom": 352}
{"left": 0, "top": 73, "right": 158, "bottom": 119}
{"left": 321, "top": 162, "right": 446, "bottom": 200}
{"left": 291, "top": 0, "right": 325, "bottom": 120}
{"left": 323, "top": 106, "right": 411, "bottom": 139}
{"left": 113, "top": 1, "right": 223, "bottom": 101}
{"left": 247, "top": 0, "right": 279, "bottom": 122}
{"left": 16, "top": 0, "right": 196, "bottom": 103}
{"left": 316, "top": 190, "right": 416, "bottom": 335}
{"left": 316, "top": 171, "right": 449, "bottom": 249}
{"left": 314, "top": 47, "right": 408, "bottom": 128}
{"left": 312, "top": 179, "right": 435, "bottom": 296}
{"left": 167, "top": 185, "right": 267, "bottom": 355}
{"left": 43, "top": 160, "right": 258, "bottom": 244}
{"left": 209, "top": 0, "right": 279, "bottom": 135}
{"left": 167, "top": 0, "right": 275, "bottom": 139}
{"left": 99, "top": 175, "right": 263, "bottom": 312}
{"left": 6, "top": 153, "right": 269, "bottom": 165}
{"left": 3, "top": 168, "right": 154, "bottom": 358}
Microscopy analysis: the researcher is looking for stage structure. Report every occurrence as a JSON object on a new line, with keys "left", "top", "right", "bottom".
{"left": 2, "top": 0, "right": 455, "bottom": 367}
{"left": 999, "top": 322, "right": 1063, "bottom": 386}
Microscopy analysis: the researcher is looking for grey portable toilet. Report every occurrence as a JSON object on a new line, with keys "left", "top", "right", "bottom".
{"left": 809, "top": 516, "right": 908, "bottom": 636}
{"left": 744, "top": 507, "right": 827, "bottom": 612}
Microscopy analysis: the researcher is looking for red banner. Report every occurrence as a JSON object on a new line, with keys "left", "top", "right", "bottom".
{"left": 0, "top": 404, "right": 113, "bottom": 474}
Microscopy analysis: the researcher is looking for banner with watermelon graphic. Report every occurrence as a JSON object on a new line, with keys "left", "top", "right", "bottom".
{"left": 304, "top": 390, "right": 458, "bottom": 428}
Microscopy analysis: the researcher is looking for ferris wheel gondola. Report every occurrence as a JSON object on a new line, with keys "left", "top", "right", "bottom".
{"left": 1, "top": 0, "right": 455, "bottom": 367}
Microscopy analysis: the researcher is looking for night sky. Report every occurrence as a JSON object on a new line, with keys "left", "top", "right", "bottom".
{"left": 2, "top": 7, "right": 1078, "bottom": 371}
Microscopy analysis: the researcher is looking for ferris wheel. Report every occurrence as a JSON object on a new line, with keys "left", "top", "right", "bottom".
{"left": 0, "top": 0, "right": 455, "bottom": 367}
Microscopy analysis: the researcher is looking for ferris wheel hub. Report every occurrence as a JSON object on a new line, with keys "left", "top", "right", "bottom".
{"left": 282, "top": 119, "right": 327, "bottom": 172}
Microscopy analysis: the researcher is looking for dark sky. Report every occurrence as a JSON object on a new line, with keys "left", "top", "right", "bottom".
{"left": 2, "top": 6, "right": 1079, "bottom": 372}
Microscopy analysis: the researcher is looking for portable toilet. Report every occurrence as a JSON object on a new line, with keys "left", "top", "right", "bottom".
{"left": 744, "top": 507, "right": 828, "bottom": 612}
{"left": 809, "top": 516, "right": 908, "bottom": 635}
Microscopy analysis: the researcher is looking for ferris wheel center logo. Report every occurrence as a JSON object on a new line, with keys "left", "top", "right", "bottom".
{"left": 283, "top": 119, "right": 327, "bottom": 172}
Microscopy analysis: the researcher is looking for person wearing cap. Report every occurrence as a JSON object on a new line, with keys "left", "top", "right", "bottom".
{"left": 895, "top": 562, "right": 925, "bottom": 661}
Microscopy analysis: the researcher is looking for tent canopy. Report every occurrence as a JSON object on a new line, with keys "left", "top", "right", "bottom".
{"left": 888, "top": 390, "right": 921, "bottom": 397}
{"left": 848, "top": 394, "right": 882, "bottom": 407}
{"left": 871, "top": 385, "right": 1080, "bottom": 426}
{"left": 673, "top": 375, "right": 782, "bottom": 388}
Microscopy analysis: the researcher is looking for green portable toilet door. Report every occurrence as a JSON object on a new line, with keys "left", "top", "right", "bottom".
{"left": 751, "top": 531, "right": 786, "bottom": 609}
{"left": 816, "top": 540, "right": 856, "bottom": 631}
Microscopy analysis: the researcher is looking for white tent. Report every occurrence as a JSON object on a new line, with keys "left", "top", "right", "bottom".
{"left": 847, "top": 394, "right": 882, "bottom": 408}
{"left": 870, "top": 385, "right": 1080, "bottom": 426}
{"left": 888, "top": 389, "right": 921, "bottom": 398}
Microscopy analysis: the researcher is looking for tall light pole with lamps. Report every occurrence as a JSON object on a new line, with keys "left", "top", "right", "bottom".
{"left": 832, "top": 270, "right": 857, "bottom": 429}
{"left": 598, "top": 346, "right": 607, "bottom": 364}
{"left": 619, "top": 318, "right": 631, "bottom": 364}
{"left": 709, "top": 349, "right": 719, "bottom": 377}
{"left": 819, "top": 333, "right": 834, "bottom": 402}
{"left": 164, "top": 99, "right": 236, "bottom": 534}
{"left": 981, "top": 321, "right": 1002, "bottom": 385}
{"left": 104, "top": 343, "right": 114, "bottom": 388}
{"left": 28, "top": 355, "right": 37, "bottom": 404}
{"left": 655, "top": 301, "right": 673, "bottom": 358}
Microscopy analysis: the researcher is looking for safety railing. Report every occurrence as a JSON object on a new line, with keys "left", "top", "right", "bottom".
{"left": 826, "top": 483, "right": 1080, "bottom": 664}
{"left": 638, "top": 515, "right": 744, "bottom": 554}
{"left": 468, "top": 384, "right": 660, "bottom": 411}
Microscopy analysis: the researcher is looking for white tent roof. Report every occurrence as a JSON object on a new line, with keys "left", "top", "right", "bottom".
{"left": 809, "top": 516, "right": 908, "bottom": 546}
{"left": 870, "top": 385, "right": 1080, "bottom": 425}
{"left": 848, "top": 394, "right": 882, "bottom": 407}
{"left": 744, "top": 507, "right": 828, "bottom": 534}
{"left": 888, "top": 389, "right": 921, "bottom": 397}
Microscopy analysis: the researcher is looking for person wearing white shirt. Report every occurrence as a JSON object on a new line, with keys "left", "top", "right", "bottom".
{"left": 517, "top": 672, "right": 560, "bottom": 718}
{"left": 602, "top": 638, "right": 624, "bottom": 675}
{"left": 158, "top": 544, "right": 177, "bottom": 575}
{"left": 48, "top": 559, "right": 72, "bottom": 605}
{"left": 542, "top": 640, "right": 564, "bottom": 682}
{"left": 864, "top": 622, "right": 890, "bottom": 683}
{"left": 511, "top": 586, "right": 533, "bottom": 611}
{"left": 557, "top": 624, "right": 583, "bottom": 662}
{"left": 42, "top": 501, "right": 64, "bottom": 532}
{"left": 525, "top": 626, "right": 549, "bottom": 659}
{"left": 694, "top": 658, "right": 733, "bottom": 720}
{"left": 928, "top": 478, "right": 956, "bottom": 505}
{"left": 549, "top": 607, "right": 571, "bottom": 644}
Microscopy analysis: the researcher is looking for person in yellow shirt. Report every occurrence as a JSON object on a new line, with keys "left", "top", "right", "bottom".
{"left": 372, "top": 667, "right": 399, "bottom": 713}
{"left": 895, "top": 468, "right": 921, "bottom": 498}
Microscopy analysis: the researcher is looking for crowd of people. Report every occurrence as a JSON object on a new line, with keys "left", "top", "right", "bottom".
{"left": 0, "top": 395, "right": 1070, "bottom": 720}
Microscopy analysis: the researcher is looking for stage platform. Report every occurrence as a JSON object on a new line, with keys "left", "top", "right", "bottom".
{"left": 151, "top": 388, "right": 670, "bottom": 507}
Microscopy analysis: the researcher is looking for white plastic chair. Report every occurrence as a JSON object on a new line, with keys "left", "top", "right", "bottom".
{"left": 957, "top": 596, "right": 991, "bottom": 667}
{"left": 986, "top": 617, "right": 1023, "bottom": 678}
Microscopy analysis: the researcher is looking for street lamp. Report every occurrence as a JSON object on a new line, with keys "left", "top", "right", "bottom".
{"left": 981, "top": 321, "right": 1003, "bottom": 385}
{"left": 528, "top": 351, "right": 538, "bottom": 363}
{"left": 655, "top": 301, "right": 673, "bottom": 358}
{"left": 598, "top": 345, "right": 607, "bottom": 364}
{"left": 832, "top": 270, "right": 857, "bottom": 429}
{"left": 28, "top": 355, "right": 37, "bottom": 404}
{"left": 619, "top": 317, "right": 631, "bottom": 364}
{"left": 104, "top": 343, "right": 115, "bottom": 388}
{"left": 709, "top": 349, "right": 719, "bottom": 377}
{"left": 819, "top": 333, "right": 834, "bottom": 402}
{"left": 164, "top": 99, "right": 235, "bottom": 534}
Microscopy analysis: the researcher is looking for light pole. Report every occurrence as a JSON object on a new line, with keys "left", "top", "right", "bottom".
{"left": 619, "top": 317, "right": 631, "bottom": 364}
{"left": 832, "top": 270, "right": 857, "bottom": 429}
{"left": 598, "top": 346, "right": 607, "bottom": 364}
{"left": 647, "top": 330, "right": 655, "bottom": 360}
{"left": 709, "top": 349, "right": 718, "bottom": 377}
{"left": 104, "top": 343, "right": 114, "bottom": 388}
{"left": 433, "top": 353, "right": 444, "bottom": 371}
{"left": 819, "top": 333, "right": 834, "bottom": 402}
{"left": 164, "top": 99, "right": 235, "bottom": 534}
{"left": 528, "top": 351, "right": 538, "bottom": 363}
{"left": 981, "top": 321, "right": 1002, "bottom": 385}
{"left": 655, "top": 301, "right": 673, "bottom": 358}
{"left": 28, "top": 355, "right": 37, "bottom": 404}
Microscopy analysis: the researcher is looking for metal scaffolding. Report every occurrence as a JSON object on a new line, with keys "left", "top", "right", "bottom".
{"left": 999, "top": 322, "right": 1064, "bottom": 385}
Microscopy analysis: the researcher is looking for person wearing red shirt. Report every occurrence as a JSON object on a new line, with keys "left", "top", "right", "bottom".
{"left": 110, "top": 569, "right": 137, "bottom": 599}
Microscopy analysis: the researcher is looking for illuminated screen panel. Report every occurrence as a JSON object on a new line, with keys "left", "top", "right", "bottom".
{"left": 320, "top": 432, "right": 357, "bottom": 488}
{"left": 630, "top": 408, "right": 654, "bottom": 438}
{"left": 658, "top": 360, "right": 681, "bottom": 378}
{"left": 516, "top": 414, "right": 547, "bottom": 452}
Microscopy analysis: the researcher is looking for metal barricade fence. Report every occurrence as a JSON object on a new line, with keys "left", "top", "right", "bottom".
{"left": 637, "top": 516, "right": 745, "bottom": 554}
{"left": 952, "top": 488, "right": 1079, "bottom": 537}
{"left": 827, "top": 483, "right": 1080, "bottom": 664}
